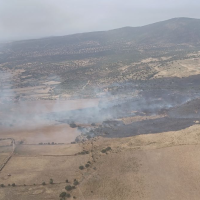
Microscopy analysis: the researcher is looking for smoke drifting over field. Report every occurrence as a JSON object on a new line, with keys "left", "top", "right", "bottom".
{"left": 1, "top": 70, "right": 200, "bottom": 142}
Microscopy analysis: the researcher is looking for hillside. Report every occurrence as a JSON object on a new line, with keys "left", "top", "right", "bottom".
{"left": 2, "top": 17, "right": 200, "bottom": 52}
{"left": 1, "top": 17, "right": 200, "bottom": 100}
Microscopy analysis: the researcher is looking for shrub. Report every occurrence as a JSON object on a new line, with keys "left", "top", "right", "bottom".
{"left": 79, "top": 165, "right": 84, "bottom": 170}
{"left": 70, "top": 123, "right": 77, "bottom": 128}
{"left": 12, "top": 183, "right": 15, "bottom": 187}
{"left": 101, "top": 147, "right": 112, "bottom": 153}
{"left": 73, "top": 180, "right": 79, "bottom": 186}
{"left": 8, "top": 184, "right": 10, "bottom": 186}
{"left": 85, "top": 164, "right": 90, "bottom": 168}
{"left": 59, "top": 192, "right": 67, "bottom": 198}
{"left": 66, "top": 193, "right": 71, "bottom": 198}
{"left": 65, "top": 185, "right": 72, "bottom": 191}
{"left": 42, "top": 182, "right": 46, "bottom": 185}
{"left": 19, "top": 141, "right": 23, "bottom": 145}
{"left": 0, "top": 184, "right": 4, "bottom": 187}
{"left": 78, "top": 150, "right": 89, "bottom": 155}
{"left": 101, "top": 149, "right": 107, "bottom": 153}
{"left": 106, "top": 147, "right": 111, "bottom": 151}
{"left": 49, "top": 179, "right": 53, "bottom": 184}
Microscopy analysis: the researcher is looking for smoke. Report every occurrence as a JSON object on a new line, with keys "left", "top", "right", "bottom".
{"left": 1, "top": 69, "right": 200, "bottom": 144}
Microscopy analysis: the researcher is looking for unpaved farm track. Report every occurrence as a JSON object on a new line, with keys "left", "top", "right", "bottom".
{"left": 0, "top": 138, "right": 15, "bottom": 172}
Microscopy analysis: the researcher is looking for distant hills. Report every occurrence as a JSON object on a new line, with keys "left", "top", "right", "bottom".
{"left": 1, "top": 18, "right": 200, "bottom": 97}
{"left": 0, "top": 17, "right": 199, "bottom": 68}
{"left": 5, "top": 18, "right": 200, "bottom": 48}
{"left": 0, "top": 17, "right": 199, "bottom": 63}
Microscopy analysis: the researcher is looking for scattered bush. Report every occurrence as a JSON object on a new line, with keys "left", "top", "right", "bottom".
{"left": 87, "top": 135, "right": 91, "bottom": 139}
{"left": 79, "top": 165, "right": 84, "bottom": 170}
{"left": 66, "top": 179, "right": 69, "bottom": 183}
{"left": 59, "top": 192, "right": 67, "bottom": 198}
{"left": 8, "top": 184, "right": 10, "bottom": 186}
{"left": 49, "top": 179, "right": 53, "bottom": 184}
{"left": 85, "top": 164, "right": 90, "bottom": 168}
{"left": 66, "top": 193, "right": 71, "bottom": 198}
{"left": 42, "top": 182, "right": 46, "bottom": 185}
{"left": 70, "top": 123, "right": 77, "bottom": 128}
{"left": 78, "top": 150, "right": 89, "bottom": 155}
{"left": 65, "top": 185, "right": 72, "bottom": 191}
{"left": 12, "top": 183, "right": 15, "bottom": 187}
{"left": 0, "top": 184, "right": 4, "bottom": 187}
{"left": 101, "top": 147, "right": 112, "bottom": 153}
{"left": 73, "top": 180, "right": 79, "bottom": 186}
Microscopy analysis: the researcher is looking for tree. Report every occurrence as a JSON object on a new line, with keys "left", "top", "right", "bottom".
{"left": 49, "top": 179, "right": 53, "bottom": 184}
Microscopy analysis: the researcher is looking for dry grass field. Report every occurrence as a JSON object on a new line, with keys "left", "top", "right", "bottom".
{"left": 1, "top": 124, "right": 200, "bottom": 199}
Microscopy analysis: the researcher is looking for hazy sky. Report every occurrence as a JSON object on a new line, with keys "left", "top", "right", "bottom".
{"left": 0, "top": 0, "right": 200, "bottom": 41}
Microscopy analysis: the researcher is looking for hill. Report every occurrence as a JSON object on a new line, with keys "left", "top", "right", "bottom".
{"left": 1, "top": 17, "right": 200, "bottom": 99}
{"left": 3, "top": 17, "right": 200, "bottom": 50}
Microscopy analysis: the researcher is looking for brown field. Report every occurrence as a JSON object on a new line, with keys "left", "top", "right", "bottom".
{"left": 1, "top": 124, "right": 200, "bottom": 199}
{"left": 153, "top": 56, "right": 200, "bottom": 78}
{"left": 0, "top": 124, "right": 80, "bottom": 144}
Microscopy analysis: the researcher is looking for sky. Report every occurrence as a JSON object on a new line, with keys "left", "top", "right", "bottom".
{"left": 0, "top": 0, "right": 200, "bottom": 42}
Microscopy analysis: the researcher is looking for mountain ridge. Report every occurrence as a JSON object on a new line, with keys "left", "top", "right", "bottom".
{"left": 7, "top": 17, "right": 200, "bottom": 44}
